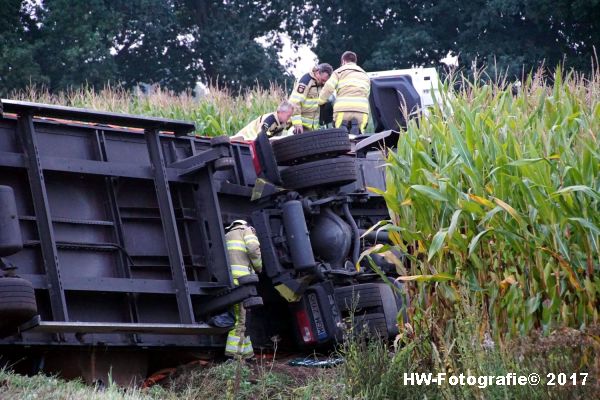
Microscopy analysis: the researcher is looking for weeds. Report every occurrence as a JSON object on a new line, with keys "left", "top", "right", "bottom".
{"left": 332, "top": 297, "right": 598, "bottom": 399}
{"left": 0, "top": 367, "right": 164, "bottom": 400}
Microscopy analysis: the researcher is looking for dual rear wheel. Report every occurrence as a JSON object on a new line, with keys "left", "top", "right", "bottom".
{"left": 271, "top": 128, "right": 357, "bottom": 190}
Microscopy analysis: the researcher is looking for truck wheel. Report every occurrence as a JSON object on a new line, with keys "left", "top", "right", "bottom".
{"left": 353, "top": 312, "right": 388, "bottom": 337}
{"left": 272, "top": 129, "right": 350, "bottom": 166}
{"left": 280, "top": 157, "right": 357, "bottom": 190}
{"left": 335, "top": 282, "right": 405, "bottom": 338}
{"left": 335, "top": 283, "right": 385, "bottom": 311}
{"left": 0, "top": 277, "right": 38, "bottom": 335}
{"left": 214, "top": 157, "right": 235, "bottom": 171}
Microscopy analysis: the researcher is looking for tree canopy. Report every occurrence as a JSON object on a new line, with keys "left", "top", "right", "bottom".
{"left": 305, "top": 1, "right": 600, "bottom": 77}
{"left": 0, "top": 0, "right": 598, "bottom": 93}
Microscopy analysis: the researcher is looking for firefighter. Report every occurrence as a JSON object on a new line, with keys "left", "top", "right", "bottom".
{"left": 318, "top": 51, "right": 371, "bottom": 133}
{"left": 288, "top": 63, "right": 333, "bottom": 134}
{"left": 224, "top": 220, "right": 262, "bottom": 359}
{"left": 231, "top": 101, "right": 294, "bottom": 141}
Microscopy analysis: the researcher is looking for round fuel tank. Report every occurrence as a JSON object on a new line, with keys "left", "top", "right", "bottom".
{"left": 309, "top": 208, "right": 351, "bottom": 269}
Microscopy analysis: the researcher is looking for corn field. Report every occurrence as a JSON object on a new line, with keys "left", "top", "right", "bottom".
{"left": 9, "top": 84, "right": 284, "bottom": 137}
{"left": 374, "top": 67, "right": 600, "bottom": 341}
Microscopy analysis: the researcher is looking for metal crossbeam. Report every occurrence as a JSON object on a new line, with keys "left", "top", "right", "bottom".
{"left": 145, "top": 128, "right": 195, "bottom": 324}
{"left": 18, "top": 113, "right": 68, "bottom": 321}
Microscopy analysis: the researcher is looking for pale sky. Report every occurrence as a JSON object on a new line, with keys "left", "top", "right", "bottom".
{"left": 257, "top": 33, "right": 319, "bottom": 78}
{"left": 279, "top": 35, "right": 319, "bottom": 78}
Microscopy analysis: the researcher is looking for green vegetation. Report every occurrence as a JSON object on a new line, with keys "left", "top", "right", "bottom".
{"left": 0, "top": 367, "right": 159, "bottom": 399}
{"left": 10, "top": 84, "right": 283, "bottom": 137}
{"left": 312, "top": 2, "right": 600, "bottom": 77}
{"left": 0, "top": 0, "right": 292, "bottom": 92}
{"left": 2, "top": 66, "right": 599, "bottom": 398}
{"left": 2, "top": 314, "right": 597, "bottom": 399}
{"left": 371, "top": 66, "right": 599, "bottom": 342}
{"left": 332, "top": 304, "right": 598, "bottom": 399}
{"left": 2, "top": 1, "right": 599, "bottom": 93}
{"left": 0, "top": 360, "right": 333, "bottom": 400}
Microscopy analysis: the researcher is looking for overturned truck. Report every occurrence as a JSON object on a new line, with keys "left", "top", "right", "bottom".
{"left": 0, "top": 68, "right": 438, "bottom": 382}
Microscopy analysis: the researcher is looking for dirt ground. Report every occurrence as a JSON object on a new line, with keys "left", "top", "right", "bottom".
{"left": 143, "top": 351, "right": 338, "bottom": 391}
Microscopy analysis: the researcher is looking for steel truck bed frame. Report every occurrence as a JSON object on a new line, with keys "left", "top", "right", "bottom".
{"left": 0, "top": 100, "right": 258, "bottom": 350}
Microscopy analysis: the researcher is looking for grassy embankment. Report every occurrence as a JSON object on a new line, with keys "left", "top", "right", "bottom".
{"left": 2, "top": 68, "right": 599, "bottom": 399}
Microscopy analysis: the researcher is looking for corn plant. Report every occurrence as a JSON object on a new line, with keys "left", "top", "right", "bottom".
{"left": 374, "top": 67, "right": 600, "bottom": 341}
{"left": 9, "top": 83, "right": 284, "bottom": 137}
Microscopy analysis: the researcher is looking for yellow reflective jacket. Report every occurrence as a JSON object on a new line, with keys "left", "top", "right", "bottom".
{"left": 225, "top": 225, "right": 262, "bottom": 285}
{"left": 318, "top": 63, "right": 370, "bottom": 114}
{"left": 288, "top": 71, "right": 324, "bottom": 130}
{"left": 233, "top": 112, "right": 290, "bottom": 141}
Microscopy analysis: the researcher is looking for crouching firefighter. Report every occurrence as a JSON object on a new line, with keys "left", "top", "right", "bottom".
{"left": 224, "top": 220, "right": 263, "bottom": 359}
{"left": 230, "top": 101, "right": 294, "bottom": 141}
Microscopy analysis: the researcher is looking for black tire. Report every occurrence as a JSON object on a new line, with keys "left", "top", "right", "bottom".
{"left": 335, "top": 282, "right": 404, "bottom": 338}
{"left": 237, "top": 274, "right": 259, "bottom": 286}
{"left": 214, "top": 157, "right": 235, "bottom": 171}
{"left": 353, "top": 313, "right": 388, "bottom": 337}
{"left": 0, "top": 277, "right": 38, "bottom": 334}
{"left": 272, "top": 129, "right": 350, "bottom": 166}
{"left": 335, "top": 284, "right": 384, "bottom": 311}
{"left": 242, "top": 296, "right": 264, "bottom": 309}
{"left": 280, "top": 157, "right": 357, "bottom": 190}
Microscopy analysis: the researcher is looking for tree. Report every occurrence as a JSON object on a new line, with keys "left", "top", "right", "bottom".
{"left": 0, "top": 0, "right": 44, "bottom": 93}
{"left": 1, "top": 0, "right": 296, "bottom": 93}
{"left": 32, "top": 0, "right": 119, "bottom": 91}
{"left": 111, "top": 0, "right": 200, "bottom": 92}
{"left": 178, "top": 0, "right": 296, "bottom": 89}
{"left": 3, "top": 0, "right": 599, "bottom": 94}
{"left": 294, "top": 0, "right": 600, "bottom": 78}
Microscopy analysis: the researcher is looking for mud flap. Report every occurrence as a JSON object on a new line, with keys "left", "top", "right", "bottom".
{"left": 254, "top": 133, "right": 282, "bottom": 185}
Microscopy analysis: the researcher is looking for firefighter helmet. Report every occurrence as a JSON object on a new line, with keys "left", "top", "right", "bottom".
{"left": 226, "top": 220, "right": 247, "bottom": 230}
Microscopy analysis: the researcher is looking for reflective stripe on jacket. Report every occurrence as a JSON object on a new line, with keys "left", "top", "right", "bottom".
{"left": 233, "top": 112, "right": 290, "bottom": 141}
{"left": 319, "top": 63, "right": 370, "bottom": 114}
{"left": 225, "top": 225, "right": 262, "bottom": 285}
{"left": 288, "top": 71, "right": 324, "bottom": 130}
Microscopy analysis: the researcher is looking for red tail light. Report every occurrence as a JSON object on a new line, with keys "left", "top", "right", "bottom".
{"left": 295, "top": 309, "right": 316, "bottom": 344}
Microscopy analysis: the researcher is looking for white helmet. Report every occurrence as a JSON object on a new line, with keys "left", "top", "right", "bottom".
{"left": 226, "top": 219, "right": 247, "bottom": 230}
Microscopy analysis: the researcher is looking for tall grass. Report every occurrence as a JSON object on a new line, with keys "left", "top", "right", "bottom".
{"left": 372, "top": 66, "right": 600, "bottom": 345}
{"left": 335, "top": 300, "right": 598, "bottom": 399}
{"left": 0, "top": 367, "right": 167, "bottom": 399}
{"left": 8, "top": 84, "right": 285, "bottom": 137}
